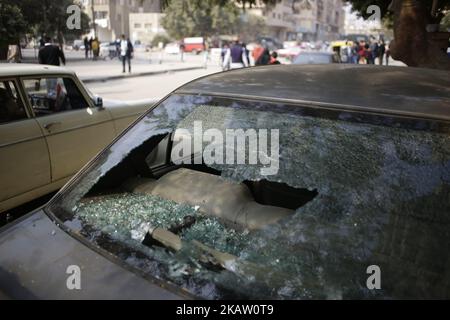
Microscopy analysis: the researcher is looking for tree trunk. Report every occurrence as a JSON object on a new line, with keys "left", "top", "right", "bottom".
{"left": 0, "top": 44, "right": 8, "bottom": 61}
{"left": 389, "top": 0, "right": 450, "bottom": 70}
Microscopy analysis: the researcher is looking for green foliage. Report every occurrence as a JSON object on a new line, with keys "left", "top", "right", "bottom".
{"left": 151, "top": 33, "right": 172, "bottom": 47}
{"left": 0, "top": 2, "right": 28, "bottom": 45}
{"left": 161, "top": 0, "right": 240, "bottom": 39}
{"left": 234, "top": 13, "right": 268, "bottom": 43}
{"left": 1, "top": 0, "right": 90, "bottom": 41}
{"left": 441, "top": 11, "right": 450, "bottom": 31}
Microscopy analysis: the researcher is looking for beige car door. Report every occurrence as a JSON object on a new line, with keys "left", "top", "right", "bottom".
{"left": 0, "top": 79, "right": 51, "bottom": 212}
{"left": 22, "top": 76, "right": 115, "bottom": 182}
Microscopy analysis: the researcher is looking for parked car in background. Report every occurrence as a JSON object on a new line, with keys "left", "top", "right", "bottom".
{"left": 164, "top": 42, "right": 181, "bottom": 55}
{"left": 292, "top": 52, "right": 340, "bottom": 65}
{"left": 72, "top": 40, "right": 84, "bottom": 51}
{"left": 1, "top": 65, "right": 449, "bottom": 299}
{"left": 0, "top": 65, "right": 156, "bottom": 214}
{"left": 257, "top": 36, "right": 283, "bottom": 51}
{"left": 182, "top": 37, "right": 205, "bottom": 54}
{"left": 95, "top": 43, "right": 111, "bottom": 60}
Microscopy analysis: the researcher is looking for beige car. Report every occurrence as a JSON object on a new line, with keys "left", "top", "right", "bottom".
{"left": 0, "top": 64, "right": 155, "bottom": 214}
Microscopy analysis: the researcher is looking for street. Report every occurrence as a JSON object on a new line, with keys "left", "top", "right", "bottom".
{"left": 85, "top": 67, "right": 221, "bottom": 100}
{"left": 22, "top": 48, "right": 222, "bottom": 100}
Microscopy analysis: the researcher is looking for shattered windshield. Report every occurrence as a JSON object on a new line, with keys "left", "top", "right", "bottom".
{"left": 48, "top": 94, "right": 450, "bottom": 299}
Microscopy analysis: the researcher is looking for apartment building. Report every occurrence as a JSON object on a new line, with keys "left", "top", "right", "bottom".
{"left": 81, "top": 0, "right": 162, "bottom": 42}
{"left": 242, "top": 0, "right": 345, "bottom": 42}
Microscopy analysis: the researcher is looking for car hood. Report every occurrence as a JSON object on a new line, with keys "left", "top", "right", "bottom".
{"left": 0, "top": 210, "right": 183, "bottom": 299}
{"left": 103, "top": 98, "right": 157, "bottom": 121}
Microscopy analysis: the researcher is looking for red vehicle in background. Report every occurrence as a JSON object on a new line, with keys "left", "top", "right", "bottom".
{"left": 182, "top": 37, "right": 205, "bottom": 54}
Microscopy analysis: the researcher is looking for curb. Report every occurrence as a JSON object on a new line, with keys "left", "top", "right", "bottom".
{"left": 80, "top": 66, "right": 205, "bottom": 84}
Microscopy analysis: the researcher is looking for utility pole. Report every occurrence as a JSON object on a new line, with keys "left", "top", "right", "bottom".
{"left": 91, "top": 0, "right": 97, "bottom": 38}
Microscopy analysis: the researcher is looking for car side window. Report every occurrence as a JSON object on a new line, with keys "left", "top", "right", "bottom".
{"left": 0, "top": 80, "right": 28, "bottom": 124}
{"left": 23, "top": 77, "right": 89, "bottom": 117}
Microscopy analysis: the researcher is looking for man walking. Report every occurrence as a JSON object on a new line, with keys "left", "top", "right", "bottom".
{"left": 84, "top": 37, "right": 90, "bottom": 59}
{"left": 120, "top": 35, "right": 133, "bottom": 73}
{"left": 38, "top": 37, "right": 66, "bottom": 66}
{"left": 222, "top": 40, "right": 249, "bottom": 70}
{"left": 378, "top": 41, "right": 386, "bottom": 65}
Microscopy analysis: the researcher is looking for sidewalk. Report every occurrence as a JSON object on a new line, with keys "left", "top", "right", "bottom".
{"left": 68, "top": 60, "right": 205, "bottom": 84}
{"left": 21, "top": 49, "right": 209, "bottom": 84}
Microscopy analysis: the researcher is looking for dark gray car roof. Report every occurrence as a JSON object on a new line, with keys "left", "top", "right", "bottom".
{"left": 176, "top": 65, "right": 450, "bottom": 121}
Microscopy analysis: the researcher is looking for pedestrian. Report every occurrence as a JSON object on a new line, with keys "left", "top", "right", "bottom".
{"left": 221, "top": 43, "right": 230, "bottom": 70}
{"left": 180, "top": 43, "right": 185, "bottom": 62}
{"left": 255, "top": 47, "right": 271, "bottom": 66}
{"left": 89, "top": 37, "right": 93, "bottom": 58}
{"left": 269, "top": 51, "right": 281, "bottom": 65}
{"left": 38, "top": 36, "right": 66, "bottom": 66}
{"left": 119, "top": 34, "right": 133, "bottom": 73}
{"left": 203, "top": 40, "right": 210, "bottom": 69}
{"left": 7, "top": 44, "right": 21, "bottom": 63}
{"left": 385, "top": 43, "right": 391, "bottom": 66}
{"left": 39, "top": 35, "right": 46, "bottom": 49}
{"left": 242, "top": 43, "right": 250, "bottom": 66}
{"left": 378, "top": 41, "right": 386, "bottom": 65}
{"left": 91, "top": 38, "right": 100, "bottom": 61}
{"left": 369, "top": 40, "right": 379, "bottom": 65}
{"left": 252, "top": 43, "right": 264, "bottom": 65}
{"left": 84, "top": 37, "right": 89, "bottom": 59}
{"left": 351, "top": 41, "right": 359, "bottom": 64}
{"left": 222, "top": 40, "right": 249, "bottom": 70}
{"left": 364, "top": 43, "right": 371, "bottom": 64}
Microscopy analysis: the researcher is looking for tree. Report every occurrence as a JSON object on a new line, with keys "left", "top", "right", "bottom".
{"left": 0, "top": 0, "right": 90, "bottom": 59}
{"left": 235, "top": 13, "right": 268, "bottom": 43}
{"left": 346, "top": 0, "right": 450, "bottom": 69}
{"left": 0, "top": 2, "right": 28, "bottom": 59}
{"left": 161, "top": 0, "right": 240, "bottom": 39}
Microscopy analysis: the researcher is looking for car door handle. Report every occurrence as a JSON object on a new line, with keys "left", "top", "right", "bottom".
{"left": 44, "top": 122, "right": 62, "bottom": 131}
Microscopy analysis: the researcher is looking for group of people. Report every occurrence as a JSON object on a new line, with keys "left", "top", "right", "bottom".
{"left": 84, "top": 35, "right": 133, "bottom": 72}
{"left": 83, "top": 37, "right": 100, "bottom": 60}
{"left": 221, "top": 40, "right": 280, "bottom": 70}
{"left": 346, "top": 39, "right": 391, "bottom": 65}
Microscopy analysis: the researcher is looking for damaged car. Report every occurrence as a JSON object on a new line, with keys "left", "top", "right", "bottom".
{"left": 0, "top": 64, "right": 156, "bottom": 215}
{"left": 0, "top": 65, "right": 449, "bottom": 299}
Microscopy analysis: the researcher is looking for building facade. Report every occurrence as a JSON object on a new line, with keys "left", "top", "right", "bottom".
{"left": 129, "top": 13, "right": 166, "bottom": 44}
{"left": 242, "top": 0, "right": 345, "bottom": 42}
{"left": 81, "top": 0, "right": 163, "bottom": 42}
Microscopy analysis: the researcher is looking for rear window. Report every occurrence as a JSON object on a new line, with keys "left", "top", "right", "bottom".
{"left": 48, "top": 94, "right": 450, "bottom": 299}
